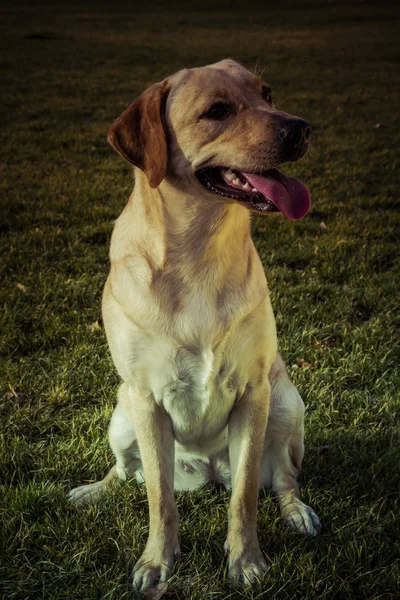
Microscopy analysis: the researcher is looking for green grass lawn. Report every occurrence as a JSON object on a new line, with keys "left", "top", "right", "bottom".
{"left": 1, "top": 1, "right": 399, "bottom": 598}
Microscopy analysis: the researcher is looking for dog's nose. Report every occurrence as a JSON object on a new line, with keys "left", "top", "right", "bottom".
{"left": 279, "top": 118, "right": 311, "bottom": 160}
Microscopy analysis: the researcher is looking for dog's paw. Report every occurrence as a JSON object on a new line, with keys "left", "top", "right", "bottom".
{"left": 284, "top": 501, "right": 321, "bottom": 536}
{"left": 224, "top": 536, "right": 267, "bottom": 586}
{"left": 68, "top": 481, "right": 106, "bottom": 506}
{"left": 132, "top": 541, "right": 180, "bottom": 592}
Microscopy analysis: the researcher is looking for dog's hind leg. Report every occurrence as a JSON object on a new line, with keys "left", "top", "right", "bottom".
{"left": 68, "top": 382, "right": 141, "bottom": 505}
{"left": 259, "top": 354, "right": 320, "bottom": 535}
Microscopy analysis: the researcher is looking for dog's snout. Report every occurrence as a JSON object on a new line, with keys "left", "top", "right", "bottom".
{"left": 279, "top": 118, "right": 311, "bottom": 161}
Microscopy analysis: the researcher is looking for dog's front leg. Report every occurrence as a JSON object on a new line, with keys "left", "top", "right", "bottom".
{"left": 225, "top": 383, "right": 270, "bottom": 585}
{"left": 131, "top": 389, "right": 180, "bottom": 592}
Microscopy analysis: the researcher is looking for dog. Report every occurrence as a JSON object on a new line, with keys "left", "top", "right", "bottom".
{"left": 69, "top": 59, "right": 320, "bottom": 592}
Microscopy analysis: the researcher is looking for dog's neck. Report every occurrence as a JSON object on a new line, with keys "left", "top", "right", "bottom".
{"left": 121, "top": 170, "right": 254, "bottom": 289}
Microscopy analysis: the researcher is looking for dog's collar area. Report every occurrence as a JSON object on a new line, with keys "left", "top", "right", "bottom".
{"left": 195, "top": 167, "right": 279, "bottom": 213}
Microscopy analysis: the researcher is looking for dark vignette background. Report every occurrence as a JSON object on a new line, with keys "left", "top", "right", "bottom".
{"left": 0, "top": 1, "right": 399, "bottom": 599}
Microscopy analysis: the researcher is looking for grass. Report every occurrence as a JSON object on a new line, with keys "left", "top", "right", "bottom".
{"left": 0, "top": 0, "right": 399, "bottom": 598}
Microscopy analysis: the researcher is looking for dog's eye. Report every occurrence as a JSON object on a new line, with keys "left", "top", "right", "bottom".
{"left": 201, "top": 102, "right": 232, "bottom": 120}
{"left": 262, "top": 85, "right": 273, "bottom": 105}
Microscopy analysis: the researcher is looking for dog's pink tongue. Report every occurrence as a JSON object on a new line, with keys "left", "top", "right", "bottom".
{"left": 243, "top": 170, "right": 311, "bottom": 220}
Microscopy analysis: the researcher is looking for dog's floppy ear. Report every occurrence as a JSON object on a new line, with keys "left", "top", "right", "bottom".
{"left": 107, "top": 81, "right": 170, "bottom": 188}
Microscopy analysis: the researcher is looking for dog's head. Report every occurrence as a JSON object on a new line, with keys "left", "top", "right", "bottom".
{"left": 108, "top": 59, "right": 311, "bottom": 220}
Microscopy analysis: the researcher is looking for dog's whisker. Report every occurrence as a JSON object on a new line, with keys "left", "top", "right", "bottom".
{"left": 253, "top": 56, "right": 260, "bottom": 76}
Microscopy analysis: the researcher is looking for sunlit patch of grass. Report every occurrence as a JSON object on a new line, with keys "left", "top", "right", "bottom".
{"left": 1, "top": 1, "right": 399, "bottom": 598}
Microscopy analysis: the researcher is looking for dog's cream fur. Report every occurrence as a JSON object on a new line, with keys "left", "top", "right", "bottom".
{"left": 69, "top": 59, "right": 320, "bottom": 591}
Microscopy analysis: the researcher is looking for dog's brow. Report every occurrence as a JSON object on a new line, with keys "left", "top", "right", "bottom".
{"left": 194, "top": 87, "right": 232, "bottom": 113}
{"left": 209, "top": 88, "right": 231, "bottom": 100}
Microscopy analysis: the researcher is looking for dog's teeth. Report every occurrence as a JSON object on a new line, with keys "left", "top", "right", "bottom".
{"left": 243, "top": 182, "right": 250, "bottom": 190}
{"left": 252, "top": 187, "right": 258, "bottom": 192}
{"left": 233, "top": 178, "right": 240, "bottom": 185}
{"left": 225, "top": 172, "right": 235, "bottom": 181}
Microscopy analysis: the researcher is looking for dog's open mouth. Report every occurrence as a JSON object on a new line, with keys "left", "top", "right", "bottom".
{"left": 196, "top": 167, "right": 310, "bottom": 221}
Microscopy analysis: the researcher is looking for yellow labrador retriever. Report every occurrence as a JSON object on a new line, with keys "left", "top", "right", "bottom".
{"left": 69, "top": 59, "right": 320, "bottom": 591}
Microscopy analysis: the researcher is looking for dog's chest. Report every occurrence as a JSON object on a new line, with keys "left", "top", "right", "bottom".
{"left": 154, "top": 345, "right": 241, "bottom": 447}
